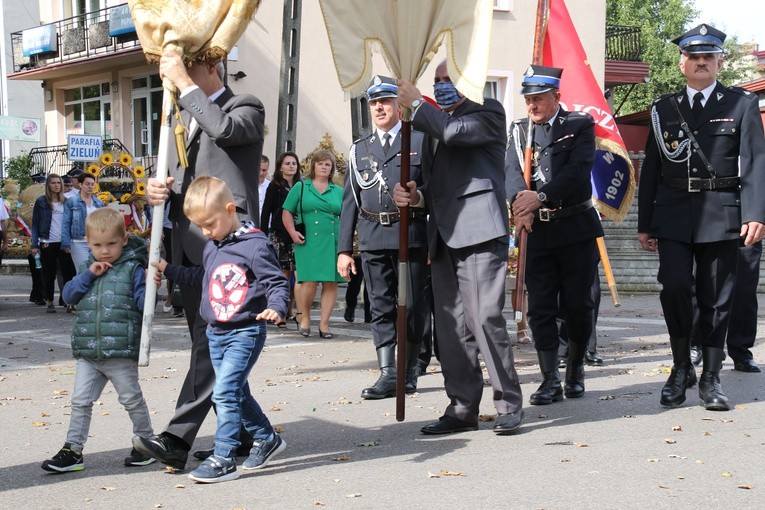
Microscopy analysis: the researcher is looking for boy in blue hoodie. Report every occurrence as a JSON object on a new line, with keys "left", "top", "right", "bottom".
{"left": 42, "top": 207, "right": 155, "bottom": 473}
{"left": 142, "top": 175, "right": 290, "bottom": 483}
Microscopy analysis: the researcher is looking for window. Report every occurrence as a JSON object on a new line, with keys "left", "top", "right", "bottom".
{"left": 64, "top": 83, "right": 109, "bottom": 136}
{"left": 493, "top": 0, "right": 513, "bottom": 12}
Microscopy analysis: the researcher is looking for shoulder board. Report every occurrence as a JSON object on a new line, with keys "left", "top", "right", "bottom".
{"left": 727, "top": 86, "right": 752, "bottom": 96}
{"left": 652, "top": 93, "right": 674, "bottom": 105}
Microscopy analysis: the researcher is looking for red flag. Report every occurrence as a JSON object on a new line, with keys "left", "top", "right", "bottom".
{"left": 543, "top": 0, "right": 635, "bottom": 222}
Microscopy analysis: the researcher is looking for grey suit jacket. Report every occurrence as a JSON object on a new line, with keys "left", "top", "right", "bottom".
{"left": 412, "top": 98, "right": 509, "bottom": 256}
{"left": 339, "top": 129, "right": 427, "bottom": 253}
{"left": 169, "top": 86, "right": 265, "bottom": 265}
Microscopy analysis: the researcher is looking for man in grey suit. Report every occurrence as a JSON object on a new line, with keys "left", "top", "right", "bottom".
{"left": 395, "top": 62, "right": 524, "bottom": 435}
{"left": 135, "top": 50, "right": 265, "bottom": 470}
{"left": 338, "top": 76, "right": 430, "bottom": 400}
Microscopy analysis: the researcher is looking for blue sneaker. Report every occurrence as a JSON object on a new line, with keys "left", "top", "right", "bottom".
{"left": 188, "top": 455, "right": 239, "bottom": 483}
{"left": 242, "top": 434, "right": 286, "bottom": 471}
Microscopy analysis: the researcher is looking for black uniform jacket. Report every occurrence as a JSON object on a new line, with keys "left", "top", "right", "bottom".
{"left": 505, "top": 108, "right": 603, "bottom": 250}
{"left": 638, "top": 82, "right": 765, "bottom": 243}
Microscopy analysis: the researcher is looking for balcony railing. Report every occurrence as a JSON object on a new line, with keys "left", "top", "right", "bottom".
{"left": 28, "top": 138, "right": 156, "bottom": 179}
{"left": 606, "top": 25, "right": 643, "bottom": 62}
{"left": 10, "top": 3, "right": 139, "bottom": 74}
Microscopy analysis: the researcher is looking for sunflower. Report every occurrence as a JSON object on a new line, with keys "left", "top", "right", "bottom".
{"left": 135, "top": 182, "right": 146, "bottom": 195}
{"left": 119, "top": 153, "right": 132, "bottom": 166}
{"left": 87, "top": 164, "right": 100, "bottom": 176}
{"left": 100, "top": 153, "right": 114, "bottom": 165}
{"left": 120, "top": 193, "right": 132, "bottom": 203}
{"left": 97, "top": 191, "right": 115, "bottom": 203}
{"left": 133, "top": 166, "right": 145, "bottom": 178}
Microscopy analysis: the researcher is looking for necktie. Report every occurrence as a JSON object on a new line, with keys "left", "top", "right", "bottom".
{"left": 692, "top": 91, "right": 704, "bottom": 120}
{"left": 383, "top": 133, "right": 392, "bottom": 155}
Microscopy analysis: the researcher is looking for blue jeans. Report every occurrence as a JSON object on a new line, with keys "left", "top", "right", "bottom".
{"left": 207, "top": 324, "right": 273, "bottom": 458}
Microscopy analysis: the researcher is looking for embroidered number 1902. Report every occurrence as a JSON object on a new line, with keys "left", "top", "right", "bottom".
{"left": 605, "top": 171, "right": 624, "bottom": 200}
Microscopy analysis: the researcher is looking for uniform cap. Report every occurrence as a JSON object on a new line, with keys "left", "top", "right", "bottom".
{"left": 366, "top": 75, "right": 398, "bottom": 101}
{"left": 520, "top": 65, "right": 563, "bottom": 96}
{"left": 672, "top": 24, "right": 726, "bottom": 54}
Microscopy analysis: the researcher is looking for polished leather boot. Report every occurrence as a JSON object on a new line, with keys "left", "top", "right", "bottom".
{"left": 564, "top": 340, "right": 586, "bottom": 398}
{"left": 529, "top": 350, "right": 563, "bottom": 405}
{"left": 660, "top": 337, "right": 697, "bottom": 407}
{"left": 699, "top": 347, "right": 730, "bottom": 411}
{"left": 361, "top": 346, "right": 396, "bottom": 399}
{"left": 405, "top": 341, "right": 421, "bottom": 394}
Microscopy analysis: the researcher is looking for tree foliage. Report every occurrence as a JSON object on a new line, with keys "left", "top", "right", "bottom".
{"left": 606, "top": 0, "right": 759, "bottom": 116}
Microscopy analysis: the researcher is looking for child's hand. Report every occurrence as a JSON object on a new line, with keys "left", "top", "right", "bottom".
{"left": 89, "top": 261, "right": 112, "bottom": 276}
{"left": 150, "top": 259, "right": 168, "bottom": 286}
{"left": 256, "top": 309, "right": 282, "bottom": 323}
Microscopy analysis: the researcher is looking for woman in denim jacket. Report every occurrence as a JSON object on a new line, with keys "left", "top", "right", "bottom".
{"left": 32, "top": 174, "right": 76, "bottom": 312}
{"left": 62, "top": 172, "right": 104, "bottom": 273}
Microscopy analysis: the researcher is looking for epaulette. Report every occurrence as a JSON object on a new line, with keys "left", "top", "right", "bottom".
{"left": 727, "top": 85, "right": 752, "bottom": 97}
{"left": 652, "top": 92, "right": 674, "bottom": 106}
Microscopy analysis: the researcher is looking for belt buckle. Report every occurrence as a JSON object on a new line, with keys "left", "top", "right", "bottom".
{"left": 379, "top": 212, "right": 391, "bottom": 226}
{"left": 688, "top": 177, "right": 702, "bottom": 192}
{"left": 538, "top": 208, "right": 551, "bottom": 222}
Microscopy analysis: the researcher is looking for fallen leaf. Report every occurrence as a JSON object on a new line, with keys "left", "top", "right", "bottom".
{"left": 647, "top": 458, "right": 660, "bottom": 463}
{"left": 721, "top": 419, "right": 733, "bottom": 423}
{"left": 575, "top": 443, "right": 589, "bottom": 447}
{"left": 671, "top": 426, "right": 683, "bottom": 432}
{"left": 32, "top": 421, "right": 47, "bottom": 427}
{"left": 101, "top": 487, "right": 116, "bottom": 491}
{"left": 478, "top": 415, "right": 495, "bottom": 422}
{"left": 41, "top": 412, "right": 50, "bottom": 417}
{"left": 101, "top": 412, "right": 109, "bottom": 416}
{"left": 154, "top": 505, "right": 163, "bottom": 508}
{"left": 737, "top": 485, "right": 753, "bottom": 490}
{"left": 346, "top": 494, "right": 362, "bottom": 498}
{"left": 560, "top": 459, "right": 570, "bottom": 463}
{"left": 53, "top": 390, "right": 68, "bottom": 395}
{"left": 427, "top": 472, "right": 440, "bottom": 478}
{"left": 440, "top": 470, "right": 465, "bottom": 477}
{"left": 701, "top": 417, "right": 715, "bottom": 421}
{"left": 703, "top": 432, "right": 711, "bottom": 436}
{"left": 274, "top": 424, "right": 283, "bottom": 433}
{"left": 357, "top": 440, "right": 380, "bottom": 447}
{"left": 599, "top": 395, "right": 615, "bottom": 401}
{"left": 665, "top": 438, "right": 677, "bottom": 444}
{"left": 271, "top": 406, "right": 283, "bottom": 412}
{"left": 668, "top": 454, "right": 687, "bottom": 459}
{"left": 313, "top": 500, "right": 325, "bottom": 506}
{"left": 735, "top": 404, "right": 747, "bottom": 410}
{"left": 658, "top": 484, "right": 669, "bottom": 489}
{"left": 174, "top": 484, "right": 185, "bottom": 489}
{"left": 333, "top": 454, "right": 350, "bottom": 461}
{"left": 722, "top": 472, "right": 732, "bottom": 478}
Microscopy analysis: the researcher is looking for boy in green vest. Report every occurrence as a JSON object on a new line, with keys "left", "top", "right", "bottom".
{"left": 41, "top": 207, "right": 155, "bottom": 473}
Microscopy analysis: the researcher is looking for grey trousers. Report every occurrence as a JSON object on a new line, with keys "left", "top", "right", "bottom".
{"left": 430, "top": 237, "right": 523, "bottom": 422}
{"left": 67, "top": 358, "right": 153, "bottom": 451}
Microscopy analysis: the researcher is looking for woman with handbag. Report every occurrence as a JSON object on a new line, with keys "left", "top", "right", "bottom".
{"left": 282, "top": 150, "right": 344, "bottom": 338}
{"left": 261, "top": 151, "right": 301, "bottom": 325}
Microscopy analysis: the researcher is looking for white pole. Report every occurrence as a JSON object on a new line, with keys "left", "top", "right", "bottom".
{"left": 138, "top": 86, "right": 174, "bottom": 366}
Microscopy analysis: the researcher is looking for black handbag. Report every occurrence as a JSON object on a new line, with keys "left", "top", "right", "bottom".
{"left": 294, "top": 181, "right": 306, "bottom": 236}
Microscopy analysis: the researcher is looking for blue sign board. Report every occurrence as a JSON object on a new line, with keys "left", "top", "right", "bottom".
{"left": 68, "top": 134, "right": 103, "bottom": 162}
{"left": 22, "top": 25, "right": 58, "bottom": 57}
{"left": 109, "top": 4, "right": 136, "bottom": 36}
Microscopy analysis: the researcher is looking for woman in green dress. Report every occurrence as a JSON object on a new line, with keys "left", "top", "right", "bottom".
{"left": 282, "top": 149, "right": 344, "bottom": 338}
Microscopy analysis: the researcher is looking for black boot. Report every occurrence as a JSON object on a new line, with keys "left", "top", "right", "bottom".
{"left": 564, "top": 340, "right": 587, "bottom": 398}
{"left": 405, "top": 342, "right": 422, "bottom": 394}
{"left": 361, "top": 346, "right": 396, "bottom": 399}
{"left": 699, "top": 347, "right": 730, "bottom": 411}
{"left": 660, "top": 337, "right": 697, "bottom": 407}
{"left": 529, "top": 350, "right": 563, "bottom": 405}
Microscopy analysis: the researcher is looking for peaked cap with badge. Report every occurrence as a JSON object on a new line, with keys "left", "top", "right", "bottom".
{"left": 366, "top": 75, "right": 398, "bottom": 101}
{"left": 671, "top": 23, "right": 726, "bottom": 54}
{"left": 520, "top": 65, "right": 563, "bottom": 96}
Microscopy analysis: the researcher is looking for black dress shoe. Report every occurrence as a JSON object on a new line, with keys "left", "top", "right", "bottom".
{"left": 493, "top": 410, "right": 524, "bottom": 435}
{"left": 193, "top": 443, "right": 254, "bottom": 461}
{"left": 690, "top": 346, "right": 702, "bottom": 366}
{"left": 584, "top": 351, "right": 603, "bottom": 366}
{"left": 733, "top": 359, "right": 761, "bottom": 373}
{"left": 344, "top": 307, "right": 355, "bottom": 323}
{"left": 420, "top": 416, "right": 478, "bottom": 435}
{"left": 132, "top": 434, "right": 189, "bottom": 471}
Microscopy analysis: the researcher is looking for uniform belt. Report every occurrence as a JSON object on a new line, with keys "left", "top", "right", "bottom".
{"left": 534, "top": 199, "right": 593, "bottom": 222}
{"left": 662, "top": 176, "right": 740, "bottom": 192}
{"left": 359, "top": 207, "right": 421, "bottom": 226}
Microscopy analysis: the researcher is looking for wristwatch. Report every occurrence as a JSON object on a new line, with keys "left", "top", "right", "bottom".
{"left": 537, "top": 191, "right": 547, "bottom": 203}
{"left": 411, "top": 98, "right": 423, "bottom": 109}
